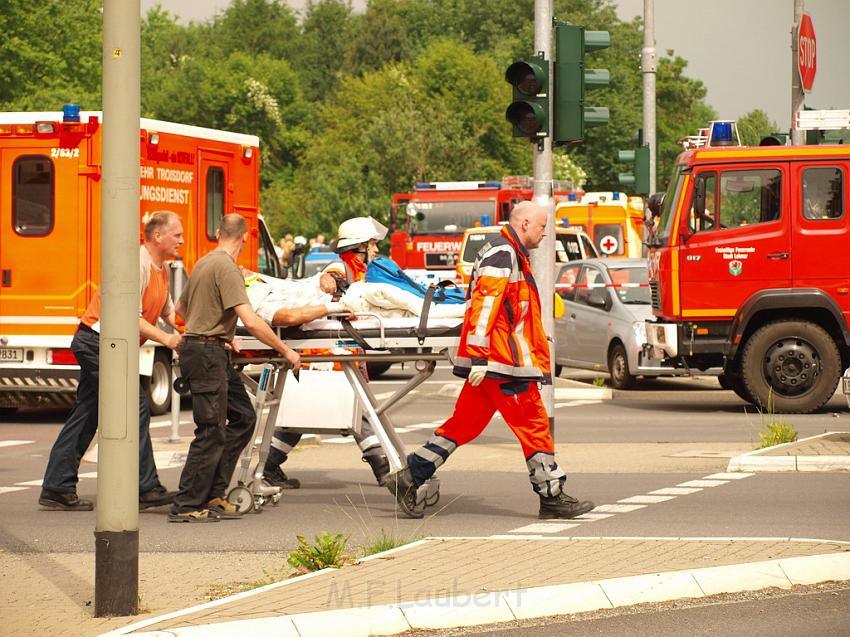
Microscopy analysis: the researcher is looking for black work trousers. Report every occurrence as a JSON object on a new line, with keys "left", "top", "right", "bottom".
{"left": 171, "top": 339, "right": 255, "bottom": 513}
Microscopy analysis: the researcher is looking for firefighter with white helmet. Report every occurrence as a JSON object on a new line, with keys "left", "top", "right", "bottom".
{"left": 262, "top": 216, "right": 393, "bottom": 489}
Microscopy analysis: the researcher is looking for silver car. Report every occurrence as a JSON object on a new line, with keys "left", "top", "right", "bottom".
{"left": 553, "top": 258, "right": 681, "bottom": 389}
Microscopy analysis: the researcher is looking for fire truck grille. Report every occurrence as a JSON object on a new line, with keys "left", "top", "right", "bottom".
{"left": 650, "top": 281, "right": 661, "bottom": 311}
{"left": 0, "top": 374, "right": 77, "bottom": 410}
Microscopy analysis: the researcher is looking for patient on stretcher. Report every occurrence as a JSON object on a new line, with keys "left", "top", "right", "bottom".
{"left": 244, "top": 271, "right": 466, "bottom": 328}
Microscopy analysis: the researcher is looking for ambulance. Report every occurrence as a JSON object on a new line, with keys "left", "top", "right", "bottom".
{"left": 0, "top": 106, "right": 280, "bottom": 415}
{"left": 555, "top": 191, "right": 645, "bottom": 258}
{"left": 643, "top": 118, "right": 850, "bottom": 414}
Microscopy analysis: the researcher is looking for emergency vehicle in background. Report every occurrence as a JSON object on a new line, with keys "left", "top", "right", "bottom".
{"left": 389, "top": 176, "right": 578, "bottom": 282}
{"left": 555, "top": 191, "right": 645, "bottom": 258}
{"left": 0, "top": 106, "right": 280, "bottom": 416}
{"left": 643, "top": 117, "right": 850, "bottom": 414}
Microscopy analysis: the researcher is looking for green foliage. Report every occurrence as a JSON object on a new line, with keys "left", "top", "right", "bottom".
{"left": 3, "top": 0, "right": 719, "bottom": 236}
{"left": 756, "top": 391, "right": 798, "bottom": 449}
{"left": 736, "top": 109, "right": 778, "bottom": 147}
{"left": 361, "top": 528, "right": 419, "bottom": 556}
{"left": 287, "top": 532, "right": 351, "bottom": 572}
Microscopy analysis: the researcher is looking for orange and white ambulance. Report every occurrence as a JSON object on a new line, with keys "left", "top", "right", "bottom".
{"left": 0, "top": 106, "right": 280, "bottom": 415}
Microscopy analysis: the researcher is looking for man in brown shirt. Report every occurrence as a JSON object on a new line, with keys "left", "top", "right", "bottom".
{"left": 170, "top": 214, "right": 300, "bottom": 523}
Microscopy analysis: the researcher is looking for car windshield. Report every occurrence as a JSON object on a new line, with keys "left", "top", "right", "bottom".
{"left": 654, "top": 164, "right": 685, "bottom": 244}
{"left": 608, "top": 266, "right": 650, "bottom": 304}
{"left": 411, "top": 201, "right": 496, "bottom": 234}
{"left": 462, "top": 230, "right": 500, "bottom": 262}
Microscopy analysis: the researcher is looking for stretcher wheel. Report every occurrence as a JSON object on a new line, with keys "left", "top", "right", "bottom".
{"left": 253, "top": 496, "right": 267, "bottom": 512}
{"left": 271, "top": 492, "right": 282, "bottom": 506}
{"left": 227, "top": 486, "right": 254, "bottom": 514}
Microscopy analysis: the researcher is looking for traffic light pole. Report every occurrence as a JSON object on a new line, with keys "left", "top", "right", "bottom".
{"left": 95, "top": 0, "right": 141, "bottom": 617}
{"left": 531, "top": 0, "right": 556, "bottom": 430}
{"left": 642, "top": 0, "right": 657, "bottom": 194}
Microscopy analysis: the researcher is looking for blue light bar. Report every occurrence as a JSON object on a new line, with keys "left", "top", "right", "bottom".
{"left": 711, "top": 121, "right": 734, "bottom": 146}
{"left": 568, "top": 193, "right": 577, "bottom": 201}
{"left": 63, "top": 104, "right": 81, "bottom": 123}
{"left": 560, "top": 217, "right": 570, "bottom": 226}
{"left": 613, "top": 191, "right": 620, "bottom": 200}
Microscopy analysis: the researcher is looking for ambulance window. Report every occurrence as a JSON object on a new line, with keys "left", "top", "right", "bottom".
{"left": 13, "top": 155, "right": 54, "bottom": 236}
{"left": 802, "top": 167, "right": 843, "bottom": 220}
{"left": 594, "top": 224, "right": 625, "bottom": 255}
{"left": 718, "top": 169, "right": 781, "bottom": 229}
{"left": 580, "top": 233, "right": 598, "bottom": 258}
{"left": 558, "top": 234, "right": 582, "bottom": 262}
{"left": 205, "top": 167, "right": 225, "bottom": 239}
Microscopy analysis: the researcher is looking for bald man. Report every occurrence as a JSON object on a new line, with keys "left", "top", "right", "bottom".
{"left": 391, "top": 202, "right": 595, "bottom": 520}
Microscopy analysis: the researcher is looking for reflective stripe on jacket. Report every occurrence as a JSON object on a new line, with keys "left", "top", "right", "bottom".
{"left": 453, "top": 224, "right": 552, "bottom": 383}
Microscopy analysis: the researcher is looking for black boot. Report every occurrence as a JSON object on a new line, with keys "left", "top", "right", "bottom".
{"left": 386, "top": 468, "right": 424, "bottom": 519}
{"left": 538, "top": 492, "right": 595, "bottom": 519}
{"left": 262, "top": 464, "right": 301, "bottom": 489}
{"left": 363, "top": 455, "right": 391, "bottom": 486}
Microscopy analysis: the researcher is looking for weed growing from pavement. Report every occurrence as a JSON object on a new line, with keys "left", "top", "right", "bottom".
{"left": 751, "top": 390, "right": 798, "bottom": 449}
{"left": 287, "top": 532, "right": 353, "bottom": 573}
{"left": 205, "top": 566, "right": 289, "bottom": 600}
{"left": 592, "top": 377, "right": 607, "bottom": 387}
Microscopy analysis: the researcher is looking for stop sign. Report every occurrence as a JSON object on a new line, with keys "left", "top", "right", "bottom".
{"left": 798, "top": 13, "right": 817, "bottom": 92}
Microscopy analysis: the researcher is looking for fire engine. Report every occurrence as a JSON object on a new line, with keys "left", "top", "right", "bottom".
{"left": 555, "top": 191, "right": 645, "bottom": 258}
{"left": 0, "top": 106, "right": 280, "bottom": 416}
{"left": 389, "top": 177, "right": 579, "bottom": 281}
{"left": 643, "top": 118, "right": 850, "bottom": 414}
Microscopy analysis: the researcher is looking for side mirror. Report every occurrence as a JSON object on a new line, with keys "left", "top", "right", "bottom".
{"left": 587, "top": 287, "right": 611, "bottom": 311}
{"left": 647, "top": 192, "right": 665, "bottom": 216}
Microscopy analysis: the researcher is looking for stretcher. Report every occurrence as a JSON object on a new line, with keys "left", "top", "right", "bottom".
{"left": 225, "top": 313, "right": 462, "bottom": 513}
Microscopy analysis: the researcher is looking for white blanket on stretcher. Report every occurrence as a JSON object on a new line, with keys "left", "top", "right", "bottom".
{"left": 246, "top": 274, "right": 466, "bottom": 324}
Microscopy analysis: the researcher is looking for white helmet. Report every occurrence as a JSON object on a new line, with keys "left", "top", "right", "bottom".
{"left": 334, "top": 216, "right": 388, "bottom": 253}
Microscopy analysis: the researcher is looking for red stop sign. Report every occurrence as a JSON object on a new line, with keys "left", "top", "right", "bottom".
{"left": 798, "top": 13, "right": 817, "bottom": 92}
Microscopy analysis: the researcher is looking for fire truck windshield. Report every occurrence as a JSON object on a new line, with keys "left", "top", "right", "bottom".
{"left": 409, "top": 201, "right": 495, "bottom": 234}
{"left": 654, "top": 166, "right": 685, "bottom": 244}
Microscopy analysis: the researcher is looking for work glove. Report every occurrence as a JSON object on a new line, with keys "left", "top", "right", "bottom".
{"left": 468, "top": 365, "right": 488, "bottom": 387}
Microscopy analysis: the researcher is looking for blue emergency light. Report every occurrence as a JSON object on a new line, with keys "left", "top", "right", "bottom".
{"left": 613, "top": 191, "right": 620, "bottom": 200}
{"left": 568, "top": 193, "right": 577, "bottom": 201}
{"left": 560, "top": 217, "right": 570, "bottom": 226}
{"left": 710, "top": 121, "right": 735, "bottom": 146}
{"left": 63, "top": 104, "right": 81, "bottom": 123}
{"left": 481, "top": 215, "right": 491, "bottom": 226}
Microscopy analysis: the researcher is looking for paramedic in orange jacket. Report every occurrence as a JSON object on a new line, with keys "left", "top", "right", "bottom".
{"left": 393, "top": 201, "right": 595, "bottom": 520}
{"left": 262, "top": 216, "right": 393, "bottom": 489}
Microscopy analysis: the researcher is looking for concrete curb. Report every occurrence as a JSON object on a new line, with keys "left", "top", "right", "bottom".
{"left": 104, "top": 545, "right": 850, "bottom": 637}
{"left": 727, "top": 431, "right": 850, "bottom": 473}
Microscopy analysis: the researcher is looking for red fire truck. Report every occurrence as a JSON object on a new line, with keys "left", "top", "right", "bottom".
{"left": 643, "top": 120, "right": 850, "bottom": 413}
{"left": 0, "top": 107, "right": 279, "bottom": 416}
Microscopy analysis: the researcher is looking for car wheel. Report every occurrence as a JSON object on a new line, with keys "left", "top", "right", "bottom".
{"left": 740, "top": 320, "right": 841, "bottom": 414}
{"left": 608, "top": 343, "right": 635, "bottom": 390}
{"left": 144, "top": 349, "right": 173, "bottom": 416}
{"left": 365, "top": 361, "right": 393, "bottom": 378}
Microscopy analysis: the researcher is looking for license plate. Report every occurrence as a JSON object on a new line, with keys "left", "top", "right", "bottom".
{"left": 0, "top": 348, "right": 23, "bottom": 363}
{"left": 425, "top": 252, "right": 458, "bottom": 268}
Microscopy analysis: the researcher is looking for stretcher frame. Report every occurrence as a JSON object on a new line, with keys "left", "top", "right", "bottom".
{"left": 226, "top": 323, "right": 456, "bottom": 512}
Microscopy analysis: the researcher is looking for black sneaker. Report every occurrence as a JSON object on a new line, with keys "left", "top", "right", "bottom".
{"left": 363, "top": 455, "right": 391, "bottom": 487}
{"left": 38, "top": 489, "right": 94, "bottom": 511}
{"left": 139, "top": 484, "right": 177, "bottom": 510}
{"left": 538, "top": 492, "right": 595, "bottom": 519}
{"left": 262, "top": 465, "right": 300, "bottom": 489}
{"left": 386, "top": 469, "right": 424, "bottom": 519}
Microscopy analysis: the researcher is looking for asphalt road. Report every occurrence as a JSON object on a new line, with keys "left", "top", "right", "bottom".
{"left": 2, "top": 364, "right": 849, "bottom": 554}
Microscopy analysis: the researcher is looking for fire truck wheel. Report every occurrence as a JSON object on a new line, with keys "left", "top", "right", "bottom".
{"left": 608, "top": 343, "right": 635, "bottom": 390}
{"left": 741, "top": 320, "right": 841, "bottom": 414}
{"left": 365, "top": 362, "right": 393, "bottom": 378}
{"left": 721, "top": 367, "right": 754, "bottom": 404}
{"left": 144, "top": 350, "right": 173, "bottom": 416}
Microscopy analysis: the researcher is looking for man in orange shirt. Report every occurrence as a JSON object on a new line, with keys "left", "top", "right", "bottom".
{"left": 40, "top": 212, "right": 185, "bottom": 511}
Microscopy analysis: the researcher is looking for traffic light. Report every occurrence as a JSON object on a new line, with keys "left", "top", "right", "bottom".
{"left": 617, "top": 145, "right": 650, "bottom": 195}
{"left": 553, "top": 23, "right": 610, "bottom": 144}
{"left": 505, "top": 53, "right": 549, "bottom": 141}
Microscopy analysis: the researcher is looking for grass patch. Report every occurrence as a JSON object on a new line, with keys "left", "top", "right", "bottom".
{"left": 287, "top": 532, "right": 353, "bottom": 573}
{"left": 205, "top": 566, "right": 289, "bottom": 600}
{"left": 361, "top": 528, "right": 419, "bottom": 557}
{"left": 754, "top": 390, "right": 798, "bottom": 449}
{"left": 592, "top": 377, "right": 607, "bottom": 387}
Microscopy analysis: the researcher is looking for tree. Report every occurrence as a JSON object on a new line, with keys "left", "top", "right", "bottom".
{"left": 736, "top": 109, "right": 778, "bottom": 146}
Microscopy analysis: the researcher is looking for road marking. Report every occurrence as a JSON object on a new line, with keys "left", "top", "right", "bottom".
{"left": 510, "top": 522, "right": 579, "bottom": 534}
{"left": 15, "top": 479, "right": 43, "bottom": 486}
{"left": 618, "top": 495, "right": 677, "bottom": 504}
{"left": 677, "top": 479, "right": 729, "bottom": 488}
{"left": 649, "top": 487, "right": 702, "bottom": 496}
{"left": 322, "top": 437, "right": 355, "bottom": 444}
{"left": 0, "top": 486, "right": 28, "bottom": 495}
{"left": 374, "top": 390, "right": 419, "bottom": 400}
{"left": 553, "top": 400, "right": 603, "bottom": 409}
{"left": 593, "top": 504, "right": 648, "bottom": 513}
{"left": 704, "top": 472, "right": 754, "bottom": 480}
{"left": 571, "top": 513, "right": 615, "bottom": 521}
{"left": 0, "top": 440, "right": 34, "bottom": 448}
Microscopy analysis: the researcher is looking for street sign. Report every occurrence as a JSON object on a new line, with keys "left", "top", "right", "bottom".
{"left": 798, "top": 13, "right": 816, "bottom": 93}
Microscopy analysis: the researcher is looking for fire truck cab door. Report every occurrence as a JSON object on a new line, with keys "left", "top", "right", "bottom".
{"left": 677, "top": 164, "right": 791, "bottom": 318}
{"left": 0, "top": 145, "right": 88, "bottom": 329}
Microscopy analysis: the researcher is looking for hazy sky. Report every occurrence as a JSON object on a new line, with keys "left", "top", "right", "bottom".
{"left": 141, "top": 0, "right": 850, "bottom": 129}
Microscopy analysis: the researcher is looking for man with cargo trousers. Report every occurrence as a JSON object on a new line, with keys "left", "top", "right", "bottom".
{"left": 169, "top": 214, "right": 300, "bottom": 523}
{"left": 390, "top": 202, "right": 595, "bottom": 520}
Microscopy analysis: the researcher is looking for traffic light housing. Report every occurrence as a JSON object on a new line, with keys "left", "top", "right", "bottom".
{"left": 553, "top": 23, "right": 610, "bottom": 144}
{"left": 617, "top": 145, "right": 650, "bottom": 195}
{"left": 505, "top": 54, "right": 549, "bottom": 141}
